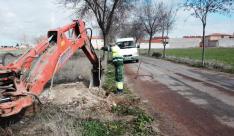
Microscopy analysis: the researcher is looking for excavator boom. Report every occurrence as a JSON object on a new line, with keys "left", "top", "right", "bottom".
{"left": 0, "top": 19, "right": 101, "bottom": 117}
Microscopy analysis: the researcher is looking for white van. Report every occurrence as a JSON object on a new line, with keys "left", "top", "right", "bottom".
{"left": 116, "top": 38, "right": 139, "bottom": 62}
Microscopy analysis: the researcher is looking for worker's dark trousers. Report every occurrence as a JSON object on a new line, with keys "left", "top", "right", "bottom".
{"left": 113, "top": 57, "right": 124, "bottom": 93}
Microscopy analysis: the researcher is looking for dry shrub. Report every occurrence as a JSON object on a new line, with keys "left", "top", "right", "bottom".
{"left": 53, "top": 56, "right": 92, "bottom": 84}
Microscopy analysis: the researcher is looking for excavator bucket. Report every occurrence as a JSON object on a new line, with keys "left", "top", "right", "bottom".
{"left": 0, "top": 69, "right": 33, "bottom": 117}
{"left": 0, "top": 70, "right": 13, "bottom": 104}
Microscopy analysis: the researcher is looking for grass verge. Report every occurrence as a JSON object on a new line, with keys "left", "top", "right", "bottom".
{"left": 103, "top": 64, "right": 130, "bottom": 94}
{"left": 8, "top": 103, "right": 156, "bottom": 136}
{"left": 101, "top": 63, "right": 158, "bottom": 135}
{"left": 111, "top": 104, "right": 155, "bottom": 135}
{"left": 140, "top": 48, "right": 234, "bottom": 73}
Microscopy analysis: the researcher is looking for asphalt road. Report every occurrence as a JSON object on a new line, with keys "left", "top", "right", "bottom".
{"left": 125, "top": 56, "right": 234, "bottom": 136}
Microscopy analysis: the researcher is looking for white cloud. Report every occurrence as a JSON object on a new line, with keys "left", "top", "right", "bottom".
{"left": 147, "top": 0, "right": 234, "bottom": 37}
{"left": 0, "top": 0, "right": 233, "bottom": 45}
{"left": 0, "top": 0, "right": 74, "bottom": 45}
{"left": 169, "top": 9, "right": 234, "bottom": 37}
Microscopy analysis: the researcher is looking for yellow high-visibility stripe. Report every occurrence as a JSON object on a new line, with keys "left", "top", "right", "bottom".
{"left": 112, "top": 46, "right": 122, "bottom": 58}
{"left": 113, "top": 52, "right": 120, "bottom": 58}
{"left": 116, "top": 82, "right": 123, "bottom": 90}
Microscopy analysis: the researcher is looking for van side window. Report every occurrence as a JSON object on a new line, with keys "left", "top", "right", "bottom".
{"left": 116, "top": 41, "right": 136, "bottom": 49}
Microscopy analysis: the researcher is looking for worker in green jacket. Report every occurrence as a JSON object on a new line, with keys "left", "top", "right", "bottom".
{"left": 102, "top": 44, "right": 124, "bottom": 94}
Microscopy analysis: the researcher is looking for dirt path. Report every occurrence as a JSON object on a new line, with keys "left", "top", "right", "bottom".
{"left": 125, "top": 57, "right": 234, "bottom": 136}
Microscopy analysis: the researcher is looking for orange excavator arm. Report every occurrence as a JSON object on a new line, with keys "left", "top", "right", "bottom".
{"left": 0, "top": 19, "right": 102, "bottom": 117}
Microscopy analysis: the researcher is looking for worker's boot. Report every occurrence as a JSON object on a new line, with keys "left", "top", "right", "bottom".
{"left": 116, "top": 89, "right": 123, "bottom": 94}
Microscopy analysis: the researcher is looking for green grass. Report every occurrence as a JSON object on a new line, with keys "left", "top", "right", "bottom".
{"left": 9, "top": 102, "right": 151, "bottom": 136}
{"left": 103, "top": 64, "right": 130, "bottom": 94}
{"left": 82, "top": 120, "right": 125, "bottom": 136}
{"left": 140, "top": 48, "right": 234, "bottom": 73}
{"left": 81, "top": 105, "right": 155, "bottom": 136}
{"left": 103, "top": 64, "right": 116, "bottom": 93}
{"left": 102, "top": 64, "right": 156, "bottom": 135}
{"left": 141, "top": 48, "right": 234, "bottom": 66}
{"left": 167, "top": 48, "right": 234, "bottom": 66}
{"left": 111, "top": 104, "right": 154, "bottom": 135}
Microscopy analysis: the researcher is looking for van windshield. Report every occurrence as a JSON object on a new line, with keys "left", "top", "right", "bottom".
{"left": 116, "top": 41, "right": 136, "bottom": 49}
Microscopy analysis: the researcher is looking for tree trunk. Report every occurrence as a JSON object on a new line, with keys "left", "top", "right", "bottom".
{"left": 162, "top": 27, "right": 166, "bottom": 58}
{"left": 165, "top": 28, "right": 169, "bottom": 59}
{"left": 102, "top": 33, "right": 107, "bottom": 60}
{"left": 201, "top": 23, "right": 206, "bottom": 67}
{"left": 148, "top": 35, "right": 152, "bottom": 56}
{"left": 163, "top": 44, "right": 166, "bottom": 58}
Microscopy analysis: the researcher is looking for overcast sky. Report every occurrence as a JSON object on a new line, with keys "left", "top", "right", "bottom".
{"left": 0, "top": 0, "right": 233, "bottom": 45}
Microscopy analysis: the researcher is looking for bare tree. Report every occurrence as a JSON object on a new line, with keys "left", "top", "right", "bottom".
{"left": 139, "top": 1, "right": 163, "bottom": 55}
{"left": 161, "top": 4, "right": 176, "bottom": 58}
{"left": 63, "top": 0, "right": 135, "bottom": 48}
{"left": 184, "top": 0, "right": 233, "bottom": 66}
{"left": 118, "top": 20, "right": 145, "bottom": 44}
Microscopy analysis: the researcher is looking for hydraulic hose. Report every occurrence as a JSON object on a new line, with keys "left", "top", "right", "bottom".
{"left": 1, "top": 52, "right": 20, "bottom": 66}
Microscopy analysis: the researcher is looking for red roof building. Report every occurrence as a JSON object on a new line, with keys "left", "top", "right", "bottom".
{"left": 183, "top": 36, "right": 202, "bottom": 39}
{"left": 206, "top": 33, "right": 231, "bottom": 41}
{"left": 140, "top": 36, "right": 169, "bottom": 43}
{"left": 91, "top": 36, "right": 103, "bottom": 40}
{"left": 207, "top": 33, "right": 231, "bottom": 37}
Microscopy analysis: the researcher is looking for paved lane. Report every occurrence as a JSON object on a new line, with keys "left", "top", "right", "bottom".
{"left": 125, "top": 56, "right": 234, "bottom": 136}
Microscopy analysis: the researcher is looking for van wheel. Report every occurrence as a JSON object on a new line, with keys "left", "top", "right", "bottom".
{"left": 136, "top": 60, "right": 139, "bottom": 63}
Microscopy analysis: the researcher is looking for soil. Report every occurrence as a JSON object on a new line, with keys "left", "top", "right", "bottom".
{"left": 0, "top": 81, "right": 151, "bottom": 136}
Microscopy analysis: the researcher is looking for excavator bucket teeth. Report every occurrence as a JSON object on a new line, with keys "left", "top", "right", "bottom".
{"left": 0, "top": 70, "right": 19, "bottom": 117}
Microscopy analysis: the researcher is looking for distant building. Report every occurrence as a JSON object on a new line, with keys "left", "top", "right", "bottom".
{"left": 139, "top": 36, "right": 203, "bottom": 49}
{"left": 19, "top": 43, "right": 30, "bottom": 48}
{"left": 176, "top": 33, "right": 234, "bottom": 48}
{"left": 0, "top": 45, "right": 17, "bottom": 51}
{"left": 90, "top": 33, "right": 234, "bottom": 50}
{"left": 169, "top": 37, "right": 201, "bottom": 48}
{"left": 91, "top": 36, "right": 104, "bottom": 49}
{"left": 0, "top": 45, "right": 15, "bottom": 48}
{"left": 217, "top": 39, "right": 234, "bottom": 48}
{"left": 139, "top": 37, "right": 169, "bottom": 49}
{"left": 204, "top": 33, "right": 232, "bottom": 47}
{"left": 206, "top": 33, "right": 231, "bottom": 40}
{"left": 183, "top": 36, "right": 202, "bottom": 39}
{"left": 231, "top": 33, "right": 234, "bottom": 38}
{"left": 20, "top": 45, "right": 28, "bottom": 49}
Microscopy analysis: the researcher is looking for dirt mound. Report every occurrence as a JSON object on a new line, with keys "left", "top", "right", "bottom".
{"left": 0, "top": 82, "right": 116, "bottom": 136}
{"left": 0, "top": 82, "right": 158, "bottom": 136}
{"left": 40, "top": 82, "right": 115, "bottom": 120}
